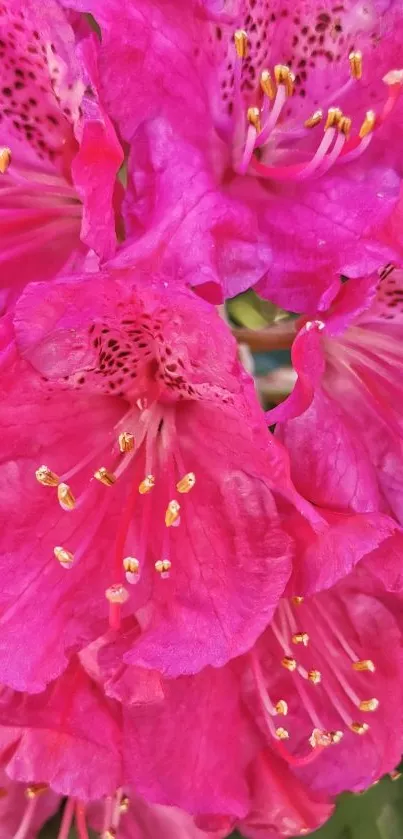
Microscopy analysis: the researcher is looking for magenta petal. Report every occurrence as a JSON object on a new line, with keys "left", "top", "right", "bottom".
{"left": 123, "top": 665, "right": 249, "bottom": 817}
{"left": 0, "top": 660, "right": 122, "bottom": 800}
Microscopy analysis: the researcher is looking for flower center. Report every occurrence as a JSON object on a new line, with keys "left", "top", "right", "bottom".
{"left": 226, "top": 29, "right": 402, "bottom": 181}
{"left": 252, "top": 594, "right": 378, "bottom": 766}
{"left": 35, "top": 402, "right": 196, "bottom": 631}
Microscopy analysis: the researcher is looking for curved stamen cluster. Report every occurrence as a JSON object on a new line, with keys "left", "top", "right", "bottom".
{"left": 8, "top": 785, "right": 130, "bottom": 839}
{"left": 253, "top": 595, "right": 379, "bottom": 767}
{"left": 35, "top": 405, "right": 196, "bottom": 630}
{"left": 231, "top": 30, "right": 402, "bottom": 181}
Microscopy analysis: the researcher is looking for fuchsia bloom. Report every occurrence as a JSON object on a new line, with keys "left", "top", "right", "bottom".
{"left": 0, "top": 268, "right": 301, "bottom": 692}
{"left": 66, "top": 0, "right": 403, "bottom": 308}
{"left": 270, "top": 267, "right": 403, "bottom": 525}
{"left": 0, "top": 0, "right": 123, "bottom": 310}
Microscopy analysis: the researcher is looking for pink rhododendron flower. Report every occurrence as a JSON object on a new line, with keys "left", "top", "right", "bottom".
{"left": 0, "top": 268, "right": 301, "bottom": 692}
{"left": 269, "top": 266, "right": 403, "bottom": 525}
{"left": 1, "top": 263, "right": 400, "bottom": 693}
{"left": 64, "top": 0, "right": 403, "bottom": 308}
{"left": 0, "top": 0, "right": 123, "bottom": 311}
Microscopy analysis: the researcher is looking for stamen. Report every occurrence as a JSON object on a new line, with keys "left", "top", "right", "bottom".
{"left": 165, "top": 499, "right": 180, "bottom": 527}
{"left": 260, "top": 69, "right": 275, "bottom": 100}
{"left": 339, "top": 116, "right": 352, "bottom": 137}
{"left": 324, "top": 107, "right": 342, "bottom": 130}
{"left": 304, "top": 110, "right": 323, "bottom": 128}
{"left": 353, "top": 659, "right": 376, "bottom": 673}
{"left": 359, "top": 698, "right": 379, "bottom": 712}
{"left": 274, "top": 64, "right": 295, "bottom": 97}
{"left": 309, "top": 729, "right": 333, "bottom": 748}
{"left": 247, "top": 106, "right": 261, "bottom": 133}
{"left": 234, "top": 29, "right": 248, "bottom": 58}
{"left": 275, "top": 699, "right": 288, "bottom": 715}
{"left": 330, "top": 730, "right": 344, "bottom": 744}
{"left": 390, "top": 771, "right": 402, "bottom": 781}
{"left": 53, "top": 546, "right": 74, "bottom": 568}
{"left": 383, "top": 69, "right": 403, "bottom": 86}
{"left": 0, "top": 147, "right": 11, "bottom": 174}
{"left": 292, "top": 632, "right": 309, "bottom": 646}
{"left": 138, "top": 474, "right": 155, "bottom": 494}
{"left": 155, "top": 559, "right": 172, "bottom": 578}
{"left": 359, "top": 110, "right": 376, "bottom": 138}
{"left": 120, "top": 796, "right": 130, "bottom": 813}
{"left": 118, "top": 432, "right": 135, "bottom": 453}
{"left": 308, "top": 670, "right": 322, "bottom": 684}
{"left": 282, "top": 656, "right": 297, "bottom": 672}
{"left": 350, "top": 722, "right": 369, "bottom": 735}
{"left": 57, "top": 483, "right": 76, "bottom": 511}
{"left": 176, "top": 472, "right": 196, "bottom": 493}
{"left": 349, "top": 50, "right": 363, "bottom": 80}
{"left": 123, "top": 556, "right": 140, "bottom": 584}
{"left": 35, "top": 465, "right": 60, "bottom": 486}
{"left": 57, "top": 800, "right": 76, "bottom": 839}
{"left": 105, "top": 584, "right": 129, "bottom": 604}
{"left": 25, "top": 785, "right": 48, "bottom": 799}
{"left": 12, "top": 795, "right": 40, "bottom": 839}
{"left": 94, "top": 467, "right": 116, "bottom": 487}
{"left": 292, "top": 596, "right": 304, "bottom": 606}
{"left": 102, "top": 832, "right": 116, "bottom": 839}
{"left": 75, "top": 804, "right": 90, "bottom": 839}
{"left": 275, "top": 727, "right": 289, "bottom": 740}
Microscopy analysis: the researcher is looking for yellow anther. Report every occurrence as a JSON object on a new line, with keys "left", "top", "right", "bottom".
{"left": 247, "top": 106, "right": 261, "bottom": 133}
{"left": 339, "top": 115, "right": 352, "bottom": 136}
{"left": 291, "top": 596, "right": 304, "bottom": 606}
{"left": 309, "top": 728, "right": 333, "bottom": 748}
{"left": 155, "top": 559, "right": 172, "bottom": 575}
{"left": 176, "top": 472, "right": 196, "bottom": 494}
{"left": 123, "top": 557, "right": 140, "bottom": 575}
{"left": 324, "top": 107, "right": 343, "bottom": 130}
{"left": 0, "top": 147, "right": 11, "bottom": 174}
{"left": 359, "top": 110, "right": 376, "bottom": 138}
{"left": 102, "top": 831, "right": 116, "bottom": 839}
{"left": 292, "top": 632, "right": 309, "bottom": 646}
{"left": 120, "top": 795, "right": 130, "bottom": 813}
{"left": 275, "top": 699, "right": 288, "bottom": 716}
{"left": 390, "top": 771, "right": 402, "bottom": 781}
{"left": 308, "top": 669, "right": 322, "bottom": 684}
{"left": 57, "top": 482, "right": 75, "bottom": 510}
{"left": 260, "top": 69, "right": 275, "bottom": 99}
{"left": 281, "top": 656, "right": 297, "bottom": 672}
{"left": 304, "top": 109, "right": 323, "bottom": 128}
{"left": 35, "top": 465, "right": 60, "bottom": 487}
{"left": 234, "top": 29, "right": 248, "bottom": 59}
{"left": 350, "top": 722, "right": 369, "bottom": 735}
{"left": 118, "top": 431, "right": 135, "bottom": 453}
{"left": 53, "top": 546, "right": 74, "bottom": 568}
{"left": 353, "top": 659, "right": 375, "bottom": 673}
{"left": 330, "top": 730, "right": 344, "bottom": 744}
{"left": 165, "top": 499, "right": 180, "bottom": 527}
{"left": 105, "top": 584, "right": 129, "bottom": 604}
{"left": 138, "top": 474, "right": 155, "bottom": 494}
{"left": 94, "top": 467, "right": 116, "bottom": 487}
{"left": 383, "top": 69, "right": 403, "bottom": 86}
{"left": 274, "top": 64, "right": 295, "bottom": 96}
{"left": 275, "top": 727, "right": 289, "bottom": 740}
{"left": 349, "top": 50, "right": 363, "bottom": 79}
{"left": 359, "top": 698, "right": 379, "bottom": 712}
{"left": 25, "top": 784, "right": 48, "bottom": 800}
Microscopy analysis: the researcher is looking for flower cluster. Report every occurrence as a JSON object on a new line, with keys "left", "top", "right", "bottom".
{"left": 1, "top": 0, "right": 403, "bottom": 837}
